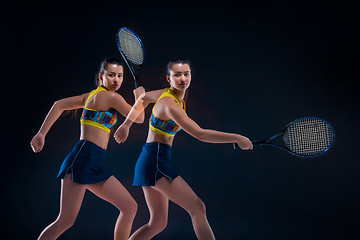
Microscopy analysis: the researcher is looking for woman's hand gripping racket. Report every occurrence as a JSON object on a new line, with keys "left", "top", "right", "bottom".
{"left": 116, "top": 27, "right": 145, "bottom": 88}
{"left": 245, "top": 117, "right": 335, "bottom": 157}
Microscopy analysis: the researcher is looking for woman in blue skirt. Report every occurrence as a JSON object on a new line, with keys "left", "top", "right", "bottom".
{"left": 30, "top": 58, "right": 144, "bottom": 240}
{"left": 114, "top": 57, "right": 253, "bottom": 240}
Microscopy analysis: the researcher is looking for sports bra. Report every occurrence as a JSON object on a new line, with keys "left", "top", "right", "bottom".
{"left": 80, "top": 86, "right": 118, "bottom": 133}
{"left": 149, "top": 88, "right": 186, "bottom": 137}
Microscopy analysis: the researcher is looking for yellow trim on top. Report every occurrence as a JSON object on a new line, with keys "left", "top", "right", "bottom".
{"left": 83, "top": 107, "right": 98, "bottom": 111}
{"left": 148, "top": 88, "right": 185, "bottom": 137}
{"left": 151, "top": 88, "right": 185, "bottom": 120}
{"left": 80, "top": 119, "right": 111, "bottom": 133}
{"left": 155, "top": 88, "right": 183, "bottom": 107}
{"left": 149, "top": 122, "right": 175, "bottom": 137}
{"left": 84, "top": 86, "right": 107, "bottom": 107}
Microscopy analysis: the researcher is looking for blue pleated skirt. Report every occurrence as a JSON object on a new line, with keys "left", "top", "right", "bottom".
{"left": 133, "top": 142, "right": 179, "bottom": 186}
{"left": 57, "top": 140, "right": 112, "bottom": 184}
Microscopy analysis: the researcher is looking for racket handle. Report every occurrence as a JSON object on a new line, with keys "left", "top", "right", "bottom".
{"left": 233, "top": 140, "right": 267, "bottom": 149}
{"left": 134, "top": 80, "right": 139, "bottom": 89}
{"left": 252, "top": 139, "right": 268, "bottom": 145}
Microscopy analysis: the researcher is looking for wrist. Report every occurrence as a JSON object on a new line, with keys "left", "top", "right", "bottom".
{"left": 37, "top": 131, "right": 46, "bottom": 136}
{"left": 236, "top": 134, "right": 245, "bottom": 143}
{"left": 122, "top": 120, "right": 133, "bottom": 127}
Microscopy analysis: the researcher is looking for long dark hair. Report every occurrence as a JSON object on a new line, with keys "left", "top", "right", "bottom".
{"left": 95, "top": 58, "right": 124, "bottom": 86}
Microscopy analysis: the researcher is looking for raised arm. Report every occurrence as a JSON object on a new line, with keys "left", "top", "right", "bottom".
{"left": 30, "top": 93, "right": 89, "bottom": 153}
{"left": 114, "top": 88, "right": 166, "bottom": 144}
{"left": 164, "top": 97, "right": 253, "bottom": 150}
{"left": 142, "top": 88, "right": 167, "bottom": 105}
{"left": 122, "top": 88, "right": 167, "bottom": 123}
{"left": 107, "top": 87, "right": 145, "bottom": 124}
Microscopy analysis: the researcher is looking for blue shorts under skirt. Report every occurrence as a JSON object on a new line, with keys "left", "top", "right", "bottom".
{"left": 57, "top": 140, "right": 112, "bottom": 184}
{"left": 133, "top": 142, "right": 179, "bottom": 186}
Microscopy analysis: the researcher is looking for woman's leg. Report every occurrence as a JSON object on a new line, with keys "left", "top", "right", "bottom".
{"left": 38, "top": 174, "right": 87, "bottom": 240}
{"left": 87, "top": 176, "right": 137, "bottom": 240}
{"left": 129, "top": 186, "right": 169, "bottom": 240}
{"left": 153, "top": 176, "right": 216, "bottom": 240}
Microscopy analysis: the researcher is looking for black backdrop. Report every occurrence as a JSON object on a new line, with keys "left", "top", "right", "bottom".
{"left": 3, "top": 1, "right": 359, "bottom": 239}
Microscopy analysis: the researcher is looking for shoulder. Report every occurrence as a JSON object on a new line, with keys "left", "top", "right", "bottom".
{"left": 88, "top": 90, "right": 127, "bottom": 110}
{"left": 157, "top": 96, "right": 182, "bottom": 110}
{"left": 101, "top": 91, "right": 128, "bottom": 109}
{"left": 97, "top": 90, "right": 124, "bottom": 100}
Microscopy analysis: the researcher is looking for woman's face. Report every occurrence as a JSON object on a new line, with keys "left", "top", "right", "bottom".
{"left": 167, "top": 63, "right": 191, "bottom": 91}
{"left": 99, "top": 64, "right": 124, "bottom": 91}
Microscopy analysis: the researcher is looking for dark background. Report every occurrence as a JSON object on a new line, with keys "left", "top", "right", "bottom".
{"left": 3, "top": 1, "right": 359, "bottom": 239}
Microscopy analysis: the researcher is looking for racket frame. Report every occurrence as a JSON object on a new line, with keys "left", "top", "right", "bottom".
{"left": 252, "top": 116, "right": 335, "bottom": 157}
{"left": 116, "top": 27, "right": 145, "bottom": 88}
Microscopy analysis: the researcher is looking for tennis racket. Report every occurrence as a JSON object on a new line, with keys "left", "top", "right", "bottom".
{"left": 250, "top": 117, "right": 335, "bottom": 157}
{"left": 116, "top": 27, "right": 145, "bottom": 88}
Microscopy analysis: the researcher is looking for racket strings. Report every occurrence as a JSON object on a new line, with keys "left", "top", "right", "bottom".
{"left": 118, "top": 29, "right": 144, "bottom": 65}
{"left": 284, "top": 118, "right": 334, "bottom": 156}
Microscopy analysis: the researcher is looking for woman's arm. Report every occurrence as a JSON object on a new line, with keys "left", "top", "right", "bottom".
{"left": 142, "top": 88, "right": 167, "bottom": 105}
{"left": 113, "top": 88, "right": 166, "bottom": 144}
{"left": 107, "top": 87, "right": 145, "bottom": 124}
{"left": 113, "top": 95, "right": 145, "bottom": 144}
{"left": 123, "top": 88, "right": 167, "bottom": 124}
{"left": 163, "top": 98, "right": 253, "bottom": 150}
{"left": 30, "top": 93, "right": 88, "bottom": 153}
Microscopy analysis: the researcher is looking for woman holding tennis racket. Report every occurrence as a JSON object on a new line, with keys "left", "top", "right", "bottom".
{"left": 114, "top": 57, "right": 253, "bottom": 240}
{"left": 30, "top": 58, "right": 144, "bottom": 240}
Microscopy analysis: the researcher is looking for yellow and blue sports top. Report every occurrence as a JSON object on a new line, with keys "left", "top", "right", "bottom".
{"left": 149, "top": 88, "right": 186, "bottom": 137}
{"left": 80, "top": 86, "right": 118, "bottom": 133}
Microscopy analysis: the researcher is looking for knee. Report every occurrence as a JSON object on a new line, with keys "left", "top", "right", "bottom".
{"left": 62, "top": 220, "right": 75, "bottom": 230}
{"left": 149, "top": 217, "right": 167, "bottom": 233}
{"left": 188, "top": 197, "right": 207, "bottom": 217}
{"left": 120, "top": 197, "right": 138, "bottom": 217}
{"left": 56, "top": 214, "right": 77, "bottom": 230}
{"left": 129, "top": 198, "right": 138, "bottom": 215}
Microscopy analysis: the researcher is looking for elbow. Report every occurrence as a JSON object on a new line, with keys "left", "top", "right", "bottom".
{"left": 192, "top": 129, "right": 208, "bottom": 142}
{"left": 134, "top": 115, "right": 144, "bottom": 124}
{"left": 53, "top": 99, "right": 68, "bottom": 112}
{"left": 134, "top": 118, "right": 144, "bottom": 124}
{"left": 53, "top": 100, "right": 63, "bottom": 111}
{"left": 53, "top": 100, "right": 60, "bottom": 106}
{"left": 196, "top": 135, "right": 207, "bottom": 143}
{"left": 131, "top": 108, "right": 145, "bottom": 124}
